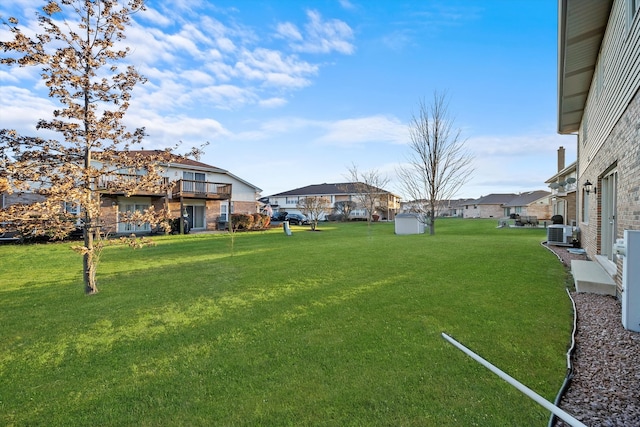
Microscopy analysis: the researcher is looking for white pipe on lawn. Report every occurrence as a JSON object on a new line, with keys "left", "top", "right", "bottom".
{"left": 441, "top": 332, "right": 587, "bottom": 427}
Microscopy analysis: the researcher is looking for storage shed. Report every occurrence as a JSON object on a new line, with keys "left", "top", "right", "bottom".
{"left": 395, "top": 213, "right": 425, "bottom": 235}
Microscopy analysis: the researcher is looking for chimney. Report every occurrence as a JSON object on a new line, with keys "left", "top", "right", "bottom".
{"left": 557, "top": 146, "right": 565, "bottom": 172}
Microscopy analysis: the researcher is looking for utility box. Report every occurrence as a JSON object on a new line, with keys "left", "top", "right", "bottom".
{"left": 620, "top": 230, "right": 640, "bottom": 332}
{"left": 395, "top": 213, "right": 425, "bottom": 235}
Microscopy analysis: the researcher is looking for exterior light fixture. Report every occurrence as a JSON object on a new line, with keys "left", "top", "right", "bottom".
{"left": 583, "top": 180, "right": 596, "bottom": 194}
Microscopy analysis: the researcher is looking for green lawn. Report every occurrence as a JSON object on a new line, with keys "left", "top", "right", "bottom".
{"left": 0, "top": 219, "right": 573, "bottom": 426}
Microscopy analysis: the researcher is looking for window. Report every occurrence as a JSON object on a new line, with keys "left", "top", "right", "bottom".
{"left": 119, "top": 202, "right": 151, "bottom": 232}
{"left": 220, "top": 203, "right": 228, "bottom": 221}
{"left": 286, "top": 197, "right": 299, "bottom": 205}
{"left": 63, "top": 201, "right": 80, "bottom": 215}
{"left": 183, "top": 171, "right": 206, "bottom": 192}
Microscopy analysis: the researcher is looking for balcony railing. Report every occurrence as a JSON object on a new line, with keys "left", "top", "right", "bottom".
{"left": 172, "top": 179, "right": 232, "bottom": 200}
{"left": 97, "top": 174, "right": 169, "bottom": 196}
{"left": 96, "top": 175, "right": 232, "bottom": 200}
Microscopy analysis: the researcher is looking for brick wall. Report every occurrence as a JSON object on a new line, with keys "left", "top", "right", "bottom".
{"left": 99, "top": 197, "right": 118, "bottom": 234}
{"left": 566, "top": 192, "right": 577, "bottom": 225}
{"left": 233, "top": 201, "right": 258, "bottom": 215}
{"left": 524, "top": 203, "right": 551, "bottom": 220}
{"left": 581, "top": 90, "right": 640, "bottom": 291}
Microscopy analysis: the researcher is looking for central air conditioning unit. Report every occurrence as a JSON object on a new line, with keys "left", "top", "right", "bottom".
{"left": 547, "top": 225, "right": 573, "bottom": 246}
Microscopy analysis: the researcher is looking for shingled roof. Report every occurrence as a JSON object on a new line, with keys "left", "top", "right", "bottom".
{"left": 121, "top": 150, "right": 262, "bottom": 191}
{"left": 270, "top": 182, "right": 392, "bottom": 197}
{"left": 503, "top": 190, "right": 551, "bottom": 207}
{"left": 123, "top": 150, "right": 226, "bottom": 171}
{"left": 471, "top": 193, "right": 519, "bottom": 205}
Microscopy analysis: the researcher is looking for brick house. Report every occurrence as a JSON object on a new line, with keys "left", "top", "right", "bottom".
{"left": 460, "top": 192, "right": 551, "bottom": 220}
{"left": 502, "top": 190, "right": 552, "bottom": 220}
{"left": 461, "top": 194, "right": 517, "bottom": 219}
{"left": 2, "top": 150, "right": 261, "bottom": 235}
{"left": 558, "top": 0, "right": 640, "bottom": 294}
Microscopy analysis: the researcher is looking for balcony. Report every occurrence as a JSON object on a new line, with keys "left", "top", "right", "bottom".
{"left": 172, "top": 179, "right": 232, "bottom": 200}
{"left": 97, "top": 174, "right": 169, "bottom": 196}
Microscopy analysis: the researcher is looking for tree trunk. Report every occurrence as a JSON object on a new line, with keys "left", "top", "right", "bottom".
{"left": 428, "top": 208, "right": 436, "bottom": 235}
{"left": 83, "top": 226, "right": 98, "bottom": 294}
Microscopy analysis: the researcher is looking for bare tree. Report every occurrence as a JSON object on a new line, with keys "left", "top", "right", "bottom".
{"left": 333, "top": 200, "right": 356, "bottom": 221}
{"left": 297, "top": 196, "right": 330, "bottom": 231}
{"left": 345, "top": 164, "right": 391, "bottom": 224}
{"left": 396, "top": 92, "right": 474, "bottom": 235}
{"left": 0, "top": 1, "right": 171, "bottom": 294}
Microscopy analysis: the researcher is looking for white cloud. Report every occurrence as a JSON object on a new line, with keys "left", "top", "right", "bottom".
{"left": 316, "top": 115, "right": 408, "bottom": 146}
{"left": 137, "top": 5, "right": 172, "bottom": 27}
{"left": 199, "top": 84, "right": 258, "bottom": 109}
{"left": 125, "top": 112, "right": 230, "bottom": 149}
{"left": 339, "top": 0, "right": 356, "bottom": 11}
{"left": 205, "top": 61, "right": 235, "bottom": 82}
{"left": 0, "top": 86, "right": 56, "bottom": 131}
{"left": 467, "top": 133, "right": 575, "bottom": 159}
{"left": 235, "top": 47, "right": 318, "bottom": 88}
{"left": 276, "top": 10, "right": 355, "bottom": 55}
{"left": 276, "top": 22, "right": 303, "bottom": 41}
{"left": 302, "top": 10, "right": 355, "bottom": 54}
{"left": 259, "top": 97, "right": 288, "bottom": 108}
{"left": 180, "top": 69, "right": 215, "bottom": 85}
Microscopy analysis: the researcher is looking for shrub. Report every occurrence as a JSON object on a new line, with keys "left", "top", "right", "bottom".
{"left": 231, "top": 213, "right": 253, "bottom": 230}
{"left": 230, "top": 213, "right": 271, "bottom": 231}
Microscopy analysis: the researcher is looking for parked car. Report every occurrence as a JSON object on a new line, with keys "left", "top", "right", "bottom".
{"left": 271, "top": 211, "right": 287, "bottom": 222}
{"left": 285, "top": 213, "right": 309, "bottom": 225}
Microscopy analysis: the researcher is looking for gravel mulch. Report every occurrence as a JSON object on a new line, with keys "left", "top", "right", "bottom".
{"left": 543, "top": 243, "right": 640, "bottom": 427}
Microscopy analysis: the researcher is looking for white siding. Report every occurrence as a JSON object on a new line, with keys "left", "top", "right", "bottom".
{"left": 580, "top": 0, "right": 640, "bottom": 175}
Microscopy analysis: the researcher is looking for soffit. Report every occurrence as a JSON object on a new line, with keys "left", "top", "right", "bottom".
{"left": 558, "top": 0, "right": 614, "bottom": 133}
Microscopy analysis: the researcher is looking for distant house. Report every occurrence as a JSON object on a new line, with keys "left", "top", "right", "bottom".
{"left": 557, "top": 0, "right": 640, "bottom": 297}
{"left": 110, "top": 151, "right": 261, "bottom": 233}
{"left": 544, "top": 147, "right": 577, "bottom": 225}
{"left": 265, "top": 183, "right": 401, "bottom": 220}
{"left": 2, "top": 150, "right": 262, "bottom": 234}
{"left": 503, "top": 190, "right": 552, "bottom": 219}
{"left": 400, "top": 198, "right": 473, "bottom": 218}
{"left": 461, "top": 194, "right": 517, "bottom": 219}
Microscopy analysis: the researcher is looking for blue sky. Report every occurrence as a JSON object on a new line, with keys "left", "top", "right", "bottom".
{"left": 0, "top": 0, "right": 575, "bottom": 199}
